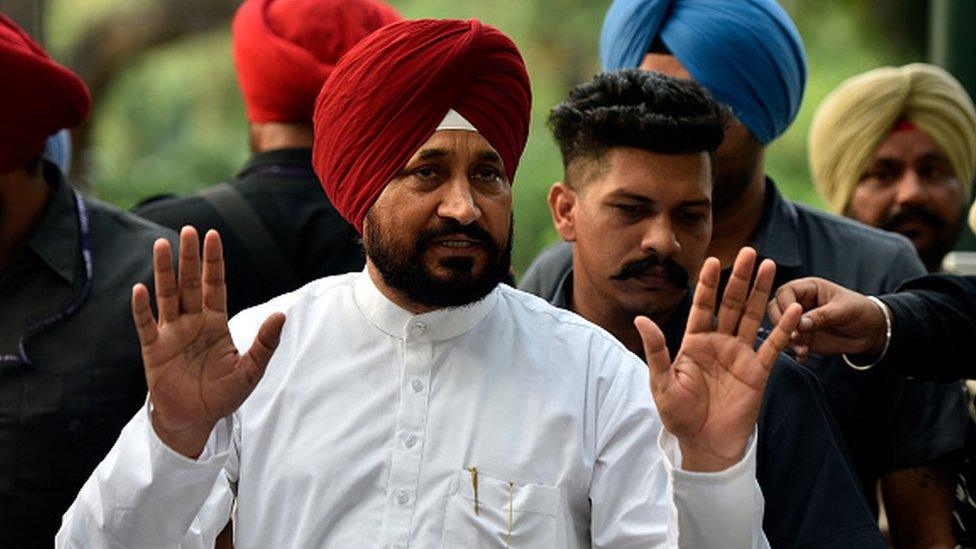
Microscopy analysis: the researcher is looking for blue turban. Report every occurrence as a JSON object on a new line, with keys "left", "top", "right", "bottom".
{"left": 43, "top": 129, "right": 72, "bottom": 176}
{"left": 600, "top": 0, "right": 807, "bottom": 144}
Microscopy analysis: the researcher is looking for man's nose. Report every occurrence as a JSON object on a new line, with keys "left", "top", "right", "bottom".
{"left": 437, "top": 176, "right": 481, "bottom": 225}
{"left": 640, "top": 216, "right": 681, "bottom": 257}
{"left": 893, "top": 169, "right": 930, "bottom": 208}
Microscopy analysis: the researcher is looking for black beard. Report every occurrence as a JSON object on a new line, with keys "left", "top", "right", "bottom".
{"left": 364, "top": 212, "right": 513, "bottom": 308}
{"left": 881, "top": 205, "right": 964, "bottom": 272}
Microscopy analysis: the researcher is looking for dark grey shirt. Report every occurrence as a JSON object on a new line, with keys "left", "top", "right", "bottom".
{"left": 519, "top": 179, "right": 968, "bottom": 516}
{"left": 537, "top": 265, "right": 884, "bottom": 547}
{"left": 0, "top": 166, "right": 176, "bottom": 547}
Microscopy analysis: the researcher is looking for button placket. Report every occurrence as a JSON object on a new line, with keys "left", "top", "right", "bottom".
{"left": 378, "top": 328, "right": 435, "bottom": 546}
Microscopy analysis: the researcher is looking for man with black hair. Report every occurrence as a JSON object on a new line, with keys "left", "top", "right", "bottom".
{"left": 537, "top": 68, "right": 884, "bottom": 547}
{"left": 0, "top": 15, "right": 176, "bottom": 547}
{"left": 524, "top": 1, "right": 968, "bottom": 541}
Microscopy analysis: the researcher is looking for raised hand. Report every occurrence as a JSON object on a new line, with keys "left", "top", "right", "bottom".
{"left": 637, "top": 247, "right": 801, "bottom": 472}
{"left": 767, "top": 277, "right": 887, "bottom": 364}
{"left": 131, "top": 227, "right": 285, "bottom": 458}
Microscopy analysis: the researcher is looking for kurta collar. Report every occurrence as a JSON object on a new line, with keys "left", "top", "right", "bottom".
{"left": 28, "top": 168, "right": 79, "bottom": 285}
{"left": 748, "top": 178, "right": 802, "bottom": 269}
{"left": 353, "top": 269, "right": 499, "bottom": 342}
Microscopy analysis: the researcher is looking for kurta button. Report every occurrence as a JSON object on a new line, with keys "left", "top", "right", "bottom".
{"left": 403, "top": 433, "right": 417, "bottom": 448}
{"left": 411, "top": 378, "right": 424, "bottom": 393}
{"left": 394, "top": 489, "right": 410, "bottom": 505}
{"left": 414, "top": 322, "right": 428, "bottom": 335}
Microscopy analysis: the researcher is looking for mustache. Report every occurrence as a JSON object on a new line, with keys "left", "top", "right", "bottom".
{"left": 415, "top": 219, "right": 499, "bottom": 254}
{"left": 609, "top": 252, "right": 690, "bottom": 288}
{"left": 881, "top": 206, "right": 946, "bottom": 233}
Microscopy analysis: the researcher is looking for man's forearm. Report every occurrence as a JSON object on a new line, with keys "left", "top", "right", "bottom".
{"left": 882, "top": 465, "right": 957, "bottom": 549}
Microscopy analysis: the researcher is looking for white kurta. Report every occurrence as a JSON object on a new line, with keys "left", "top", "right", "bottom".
{"left": 57, "top": 271, "right": 767, "bottom": 548}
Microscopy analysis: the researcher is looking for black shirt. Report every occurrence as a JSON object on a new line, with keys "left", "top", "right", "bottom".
{"left": 879, "top": 274, "right": 976, "bottom": 382}
{"left": 519, "top": 179, "right": 967, "bottom": 516}
{"left": 134, "top": 148, "right": 364, "bottom": 316}
{"left": 0, "top": 167, "right": 176, "bottom": 547}
{"left": 878, "top": 274, "right": 976, "bottom": 546}
{"left": 539, "top": 268, "right": 884, "bottom": 547}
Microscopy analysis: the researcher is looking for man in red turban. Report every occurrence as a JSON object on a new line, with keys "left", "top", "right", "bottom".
{"left": 135, "top": 0, "right": 400, "bottom": 316}
{"left": 0, "top": 15, "right": 177, "bottom": 546}
{"left": 61, "top": 19, "right": 801, "bottom": 547}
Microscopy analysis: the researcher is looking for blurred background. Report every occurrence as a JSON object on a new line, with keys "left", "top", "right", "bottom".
{"left": 2, "top": 0, "right": 974, "bottom": 274}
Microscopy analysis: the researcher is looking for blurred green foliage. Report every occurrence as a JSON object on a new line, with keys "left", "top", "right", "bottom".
{"left": 47, "top": 0, "right": 924, "bottom": 274}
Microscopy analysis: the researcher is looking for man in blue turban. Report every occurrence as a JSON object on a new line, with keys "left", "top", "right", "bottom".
{"left": 521, "top": 1, "right": 967, "bottom": 547}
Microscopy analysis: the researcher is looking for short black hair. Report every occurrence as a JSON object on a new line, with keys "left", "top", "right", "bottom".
{"left": 549, "top": 69, "right": 729, "bottom": 187}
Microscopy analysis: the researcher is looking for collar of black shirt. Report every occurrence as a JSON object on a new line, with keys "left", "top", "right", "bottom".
{"left": 749, "top": 178, "right": 803, "bottom": 270}
{"left": 238, "top": 147, "right": 314, "bottom": 178}
{"left": 26, "top": 165, "right": 79, "bottom": 285}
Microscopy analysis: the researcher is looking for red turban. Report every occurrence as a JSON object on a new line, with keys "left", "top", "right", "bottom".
{"left": 0, "top": 15, "right": 90, "bottom": 173}
{"left": 233, "top": 0, "right": 401, "bottom": 123}
{"left": 312, "top": 19, "right": 532, "bottom": 233}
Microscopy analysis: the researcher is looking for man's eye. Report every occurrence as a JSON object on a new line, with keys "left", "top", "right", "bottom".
{"left": 866, "top": 168, "right": 899, "bottom": 185}
{"left": 677, "top": 210, "right": 705, "bottom": 224}
{"left": 473, "top": 167, "right": 503, "bottom": 182}
{"left": 918, "top": 165, "right": 949, "bottom": 182}
{"left": 614, "top": 204, "right": 642, "bottom": 214}
{"left": 414, "top": 167, "right": 439, "bottom": 180}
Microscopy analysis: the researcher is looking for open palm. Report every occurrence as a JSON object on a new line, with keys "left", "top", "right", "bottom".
{"left": 637, "top": 248, "right": 801, "bottom": 471}
{"left": 131, "top": 227, "right": 285, "bottom": 457}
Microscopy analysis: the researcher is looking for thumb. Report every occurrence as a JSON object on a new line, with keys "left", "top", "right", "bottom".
{"left": 238, "top": 313, "right": 286, "bottom": 387}
{"left": 799, "top": 302, "right": 841, "bottom": 334}
{"left": 635, "top": 316, "right": 672, "bottom": 384}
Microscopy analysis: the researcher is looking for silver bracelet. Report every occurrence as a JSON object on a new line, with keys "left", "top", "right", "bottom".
{"left": 842, "top": 296, "right": 892, "bottom": 371}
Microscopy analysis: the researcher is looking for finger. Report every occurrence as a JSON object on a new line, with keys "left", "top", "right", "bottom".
{"left": 238, "top": 313, "right": 286, "bottom": 388}
{"left": 717, "top": 247, "right": 757, "bottom": 334}
{"left": 793, "top": 344, "right": 809, "bottom": 364}
{"left": 153, "top": 238, "right": 179, "bottom": 323}
{"left": 737, "top": 258, "right": 776, "bottom": 345}
{"left": 757, "top": 303, "right": 803, "bottom": 370}
{"left": 131, "top": 283, "right": 159, "bottom": 347}
{"left": 178, "top": 226, "right": 203, "bottom": 315}
{"left": 686, "top": 257, "right": 721, "bottom": 334}
{"left": 772, "top": 279, "right": 822, "bottom": 318}
{"left": 635, "top": 316, "right": 672, "bottom": 385}
{"left": 797, "top": 303, "right": 840, "bottom": 334}
{"left": 767, "top": 298, "right": 783, "bottom": 325}
{"left": 797, "top": 315, "right": 814, "bottom": 332}
{"left": 202, "top": 230, "right": 228, "bottom": 314}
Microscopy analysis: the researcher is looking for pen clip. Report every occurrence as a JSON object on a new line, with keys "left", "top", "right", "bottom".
{"left": 468, "top": 466, "right": 479, "bottom": 516}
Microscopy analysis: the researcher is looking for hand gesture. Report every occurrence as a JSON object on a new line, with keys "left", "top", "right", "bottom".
{"left": 637, "top": 248, "right": 801, "bottom": 472}
{"left": 767, "top": 277, "right": 886, "bottom": 364}
{"left": 131, "top": 227, "right": 285, "bottom": 458}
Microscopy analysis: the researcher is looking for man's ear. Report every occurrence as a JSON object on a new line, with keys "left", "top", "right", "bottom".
{"left": 548, "top": 182, "right": 579, "bottom": 242}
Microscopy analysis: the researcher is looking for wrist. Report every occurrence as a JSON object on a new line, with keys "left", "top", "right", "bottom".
{"left": 678, "top": 441, "right": 743, "bottom": 472}
{"left": 150, "top": 409, "right": 215, "bottom": 459}
{"left": 843, "top": 296, "right": 892, "bottom": 371}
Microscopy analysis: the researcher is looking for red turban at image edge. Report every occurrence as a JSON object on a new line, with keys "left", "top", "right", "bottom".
{"left": 312, "top": 19, "right": 532, "bottom": 233}
{"left": 0, "top": 14, "right": 90, "bottom": 173}
{"left": 233, "top": 0, "right": 401, "bottom": 123}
